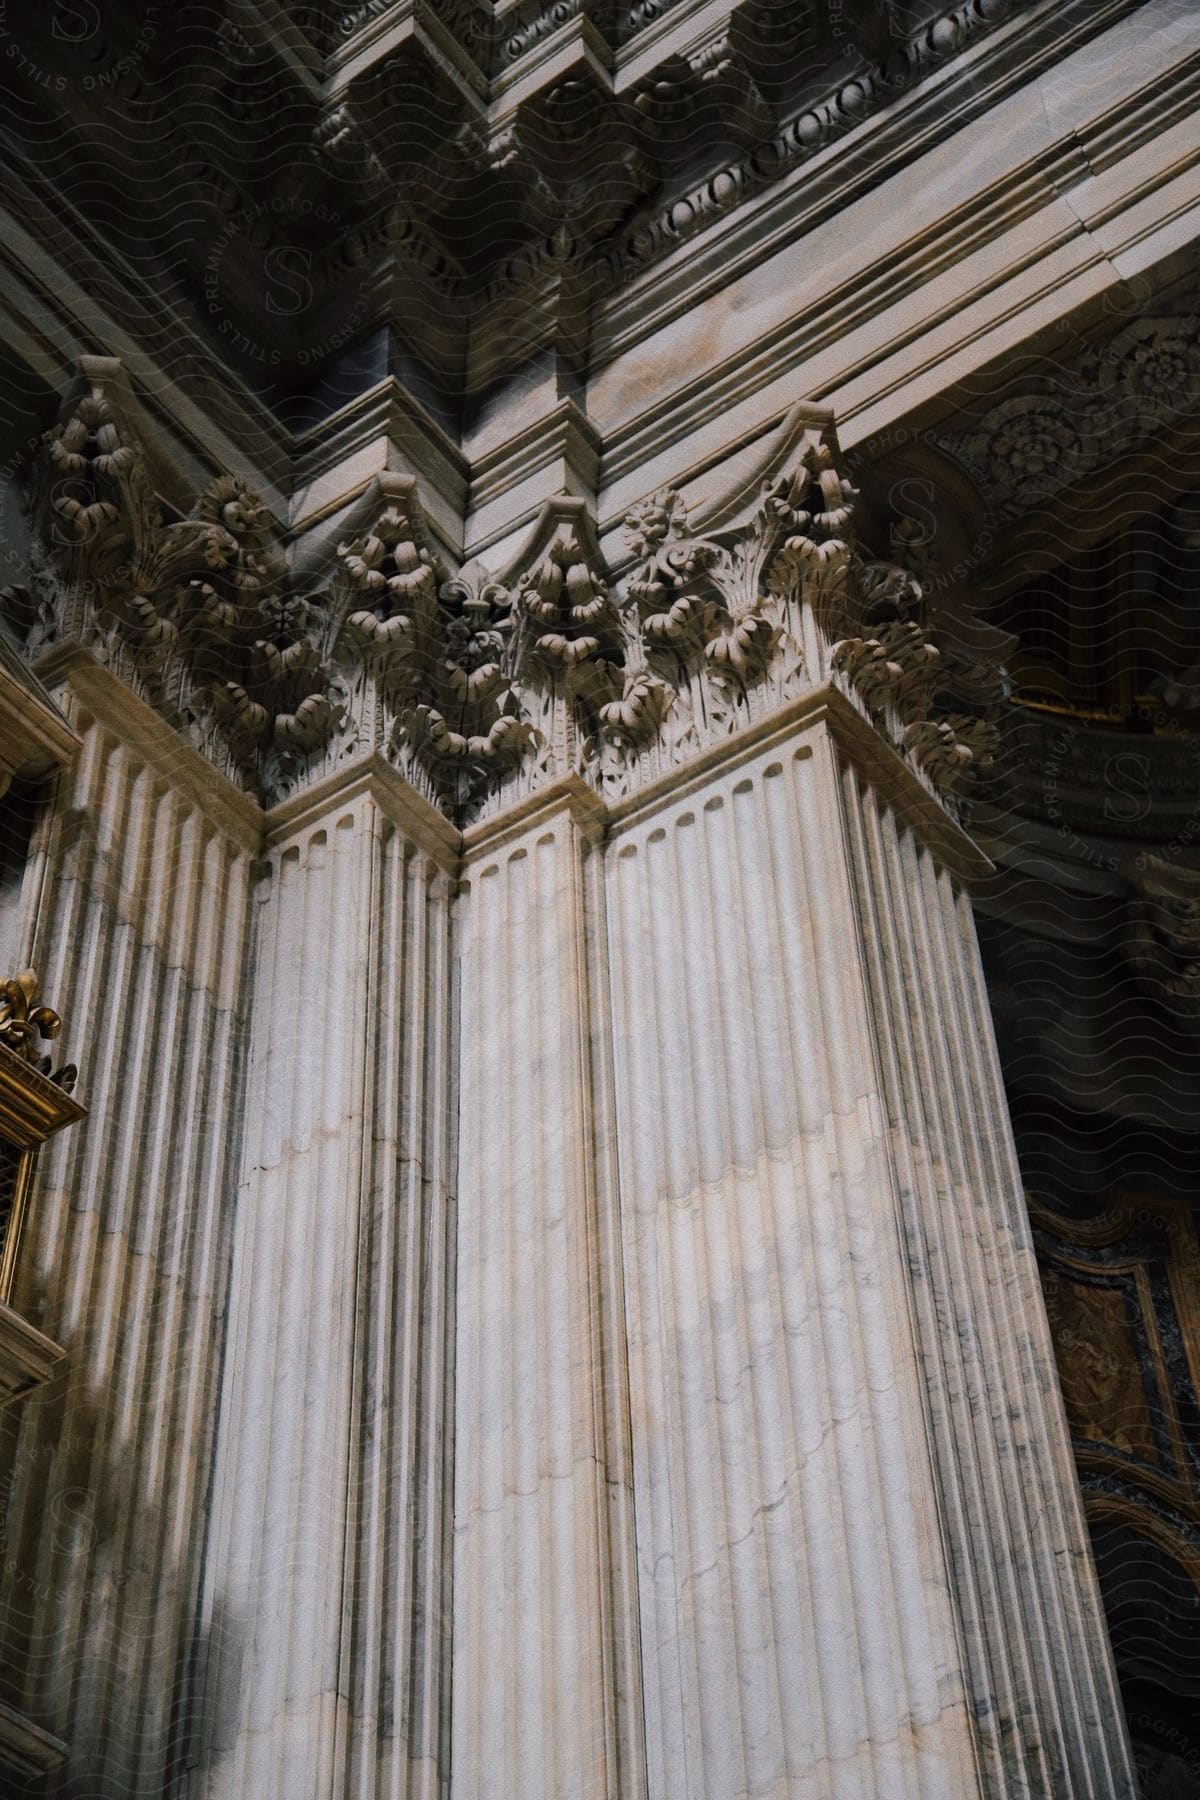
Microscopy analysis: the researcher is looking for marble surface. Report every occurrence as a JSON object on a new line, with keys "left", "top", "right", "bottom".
{"left": 452, "top": 801, "right": 621, "bottom": 1800}
{"left": 194, "top": 796, "right": 456, "bottom": 1797}
{"left": 0, "top": 692, "right": 254, "bottom": 1795}
{"left": 841, "top": 761, "right": 1136, "bottom": 1796}
{"left": 0, "top": 494, "right": 1143, "bottom": 1799}
{"left": 0, "top": 672, "right": 1140, "bottom": 1798}
{"left": 604, "top": 729, "right": 981, "bottom": 1799}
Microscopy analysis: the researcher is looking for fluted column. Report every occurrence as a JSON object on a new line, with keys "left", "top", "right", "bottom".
{"left": 841, "top": 765, "right": 1135, "bottom": 1797}
{"left": 451, "top": 787, "right": 635, "bottom": 1800}
{"left": 193, "top": 769, "right": 456, "bottom": 1800}
{"left": 602, "top": 710, "right": 1136, "bottom": 1799}
{"left": 0, "top": 671, "right": 257, "bottom": 1798}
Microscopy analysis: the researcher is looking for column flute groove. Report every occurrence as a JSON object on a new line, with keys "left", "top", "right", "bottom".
{"left": 0, "top": 695, "right": 256, "bottom": 1797}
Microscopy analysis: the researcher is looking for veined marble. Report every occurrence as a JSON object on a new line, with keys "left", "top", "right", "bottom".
{"left": 0, "top": 0, "right": 1181, "bottom": 1769}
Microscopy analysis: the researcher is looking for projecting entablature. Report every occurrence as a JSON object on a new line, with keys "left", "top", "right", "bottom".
{"left": 0, "top": 0, "right": 1058, "bottom": 416}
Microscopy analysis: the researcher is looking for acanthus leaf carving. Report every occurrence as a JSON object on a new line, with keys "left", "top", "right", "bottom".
{"left": 822, "top": 527, "right": 1002, "bottom": 799}
{"left": 623, "top": 468, "right": 810, "bottom": 692}
{"left": 832, "top": 620, "right": 940, "bottom": 722}
{"left": 395, "top": 559, "right": 533, "bottom": 811}
{"left": 901, "top": 713, "right": 998, "bottom": 791}
{"left": 624, "top": 488, "right": 719, "bottom": 650}
{"left": 3, "top": 370, "right": 1008, "bottom": 822}
{"left": 331, "top": 486, "right": 535, "bottom": 814}
{"left": 611, "top": 422, "right": 1001, "bottom": 799}
{"left": 334, "top": 491, "right": 444, "bottom": 673}
{"left": 3, "top": 367, "right": 344, "bottom": 795}
{"left": 514, "top": 520, "right": 622, "bottom": 673}
{"left": 34, "top": 388, "right": 237, "bottom": 653}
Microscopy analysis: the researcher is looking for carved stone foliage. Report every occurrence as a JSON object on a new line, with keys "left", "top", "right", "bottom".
{"left": 514, "top": 515, "right": 622, "bottom": 673}
{"left": 4, "top": 375, "right": 1003, "bottom": 821}
{"left": 625, "top": 483, "right": 783, "bottom": 680}
{"left": 503, "top": 502, "right": 632, "bottom": 792}
{"left": 334, "top": 488, "right": 445, "bottom": 678}
{"left": 412, "top": 561, "right": 530, "bottom": 777}
{"left": 1, "top": 369, "right": 343, "bottom": 795}
{"left": 830, "top": 594, "right": 1000, "bottom": 796}
{"left": 606, "top": 427, "right": 1000, "bottom": 805}
{"left": 330, "top": 481, "right": 533, "bottom": 813}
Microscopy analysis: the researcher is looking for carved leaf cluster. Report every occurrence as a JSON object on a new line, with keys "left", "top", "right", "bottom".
{"left": 3, "top": 382, "right": 343, "bottom": 790}
{"left": 6, "top": 384, "right": 1005, "bottom": 819}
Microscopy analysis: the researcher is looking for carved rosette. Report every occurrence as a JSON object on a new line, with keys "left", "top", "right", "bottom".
{"left": 938, "top": 310, "right": 1200, "bottom": 523}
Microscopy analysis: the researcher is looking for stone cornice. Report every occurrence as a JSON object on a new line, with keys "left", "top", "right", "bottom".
{"left": 243, "top": 0, "right": 326, "bottom": 92}
{"left": 591, "top": 21, "right": 1198, "bottom": 527}
{"left": 489, "top": 9, "right": 614, "bottom": 114}
{"left": 0, "top": 0, "right": 1186, "bottom": 558}
{"left": 290, "top": 379, "right": 469, "bottom": 551}
{"left": 0, "top": 0, "right": 1128, "bottom": 442}
{"left": 593, "top": 0, "right": 1122, "bottom": 327}
{"left": 327, "top": 0, "right": 492, "bottom": 103}
{"left": 588, "top": 0, "right": 1160, "bottom": 414}
{"left": 467, "top": 399, "right": 603, "bottom": 543}
{"left": 611, "top": 0, "right": 731, "bottom": 90}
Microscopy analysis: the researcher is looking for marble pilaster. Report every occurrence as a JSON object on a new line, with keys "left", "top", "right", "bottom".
{"left": 602, "top": 710, "right": 1138, "bottom": 1799}
{"left": 604, "top": 718, "right": 982, "bottom": 1799}
{"left": 0, "top": 673, "right": 256, "bottom": 1796}
{"left": 842, "top": 765, "right": 1136, "bottom": 1795}
{"left": 451, "top": 790, "right": 636, "bottom": 1800}
{"left": 194, "top": 768, "right": 456, "bottom": 1799}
